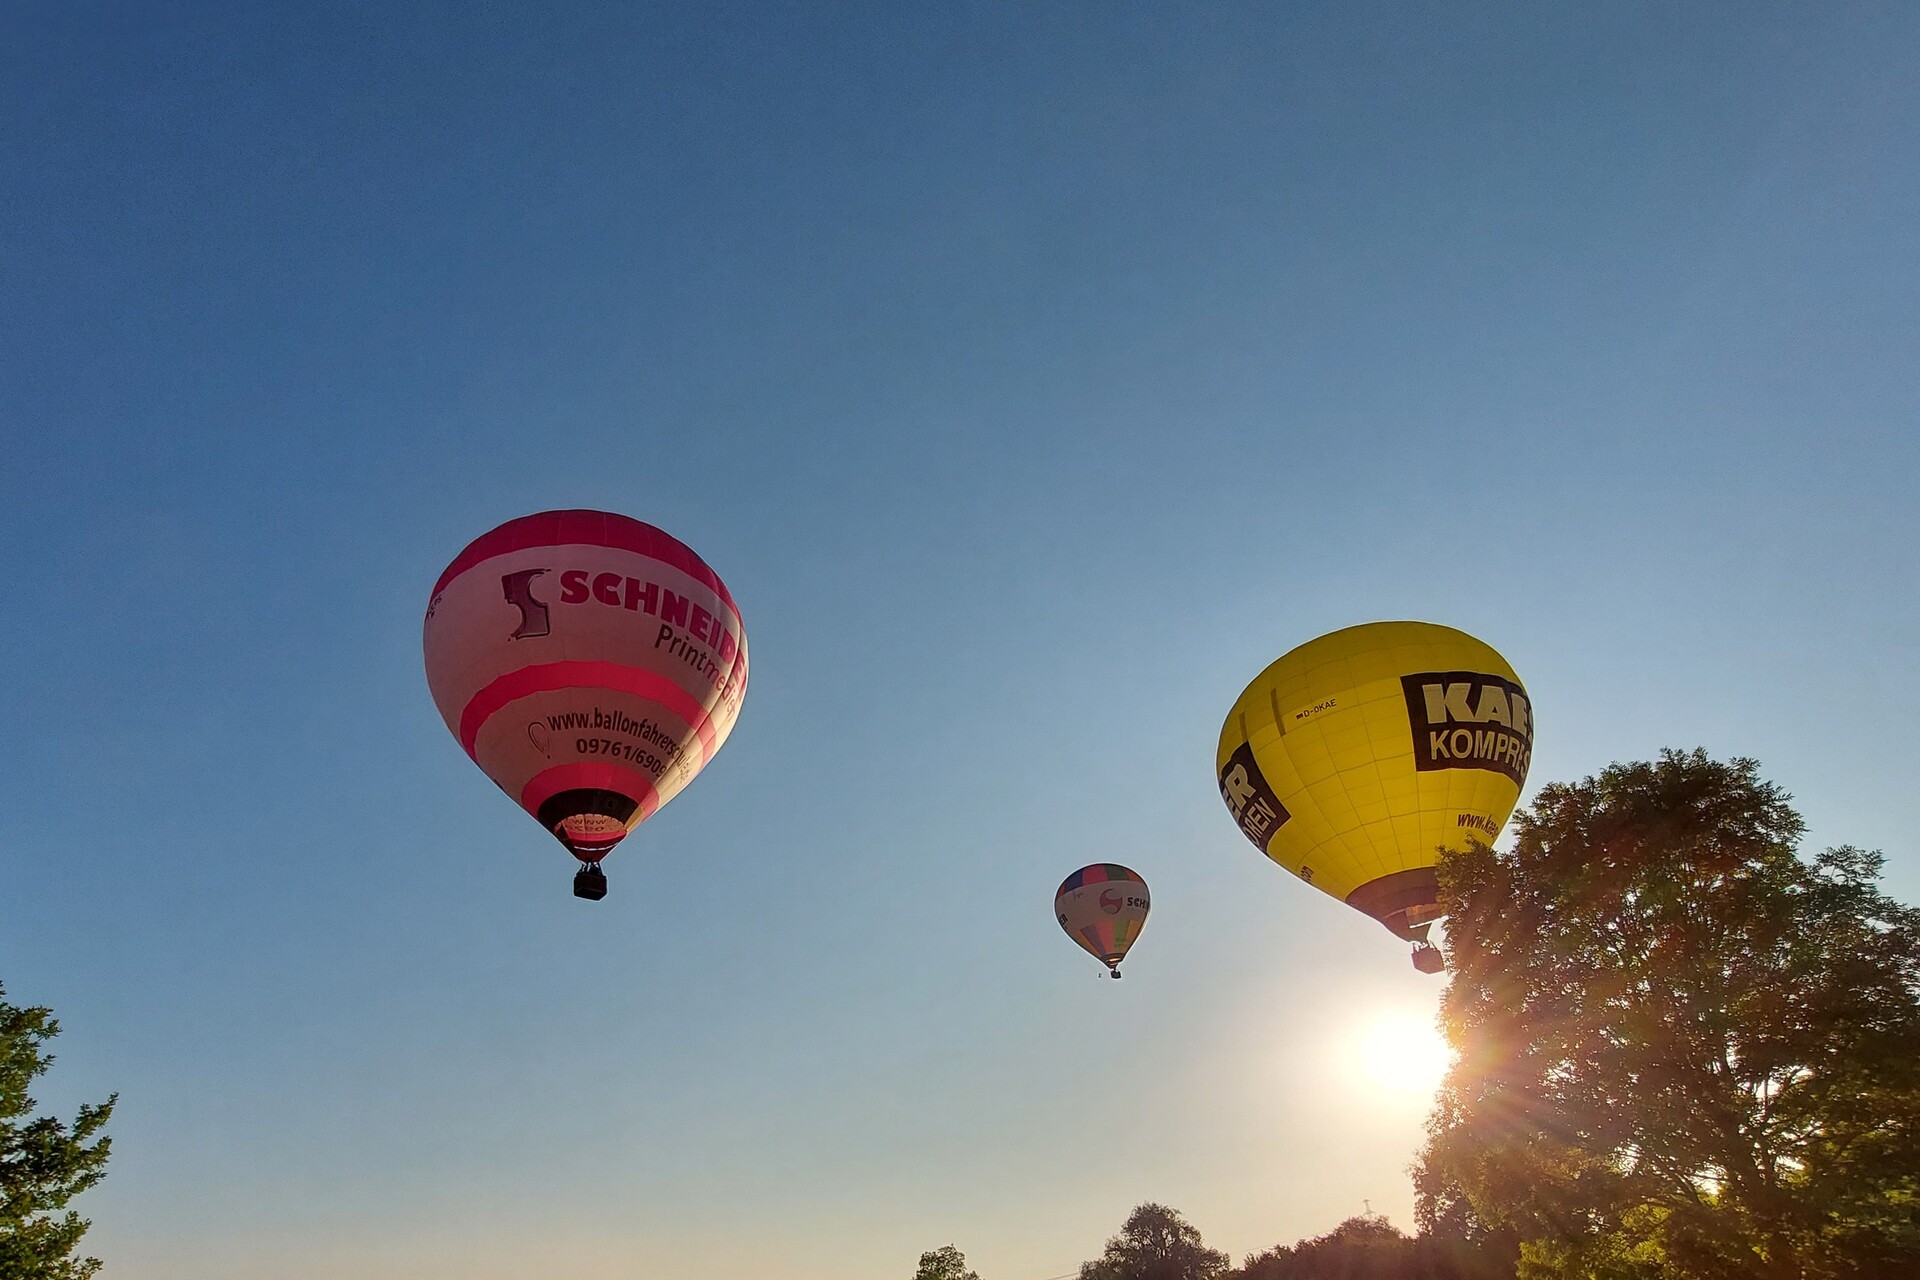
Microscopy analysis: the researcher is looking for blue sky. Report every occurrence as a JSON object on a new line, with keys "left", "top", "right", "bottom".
{"left": 4, "top": 3, "right": 1917, "bottom": 1277}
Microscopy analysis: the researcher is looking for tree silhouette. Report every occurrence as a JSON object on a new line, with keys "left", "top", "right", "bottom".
{"left": 913, "top": 1243, "right": 982, "bottom": 1280}
{"left": 1415, "top": 751, "right": 1920, "bottom": 1279}
{"left": 1236, "top": 1213, "right": 1410, "bottom": 1279}
{"left": 1081, "top": 1203, "right": 1230, "bottom": 1280}
{"left": 1, "top": 981, "right": 116, "bottom": 1279}
{"left": 1232, "top": 1211, "right": 1508, "bottom": 1279}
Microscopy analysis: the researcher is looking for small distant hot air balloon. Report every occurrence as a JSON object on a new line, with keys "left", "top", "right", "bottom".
{"left": 1216, "top": 622, "right": 1531, "bottom": 972}
{"left": 424, "top": 510, "right": 748, "bottom": 900}
{"left": 1055, "top": 865, "right": 1150, "bottom": 978}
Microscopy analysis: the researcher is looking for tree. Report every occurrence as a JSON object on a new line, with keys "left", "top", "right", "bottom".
{"left": 1414, "top": 751, "right": 1920, "bottom": 1280}
{"left": 1, "top": 982, "right": 116, "bottom": 1280}
{"left": 1233, "top": 1212, "right": 1508, "bottom": 1279}
{"left": 1236, "top": 1213, "right": 1411, "bottom": 1279}
{"left": 1081, "top": 1203, "right": 1230, "bottom": 1280}
{"left": 914, "top": 1243, "right": 982, "bottom": 1280}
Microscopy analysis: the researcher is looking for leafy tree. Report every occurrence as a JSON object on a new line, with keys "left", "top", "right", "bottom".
{"left": 1236, "top": 1213, "right": 1412, "bottom": 1279}
{"left": 1414, "top": 751, "right": 1920, "bottom": 1280}
{"left": 1, "top": 982, "right": 116, "bottom": 1280}
{"left": 914, "top": 1243, "right": 981, "bottom": 1280}
{"left": 1233, "top": 1212, "right": 1508, "bottom": 1279}
{"left": 1081, "top": 1202, "right": 1230, "bottom": 1280}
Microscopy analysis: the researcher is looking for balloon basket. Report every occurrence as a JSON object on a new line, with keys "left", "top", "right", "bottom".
{"left": 573, "top": 864, "right": 609, "bottom": 901}
{"left": 1411, "top": 943, "right": 1444, "bottom": 974}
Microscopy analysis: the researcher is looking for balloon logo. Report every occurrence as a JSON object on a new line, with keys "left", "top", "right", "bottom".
{"left": 1056, "top": 865, "right": 1149, "bottom": 978}
{"left": 424, "top": 510, "right": 749, "bottom": 899}
{"left": 1216, "top": 621, "right": 1529, "bottom": 971}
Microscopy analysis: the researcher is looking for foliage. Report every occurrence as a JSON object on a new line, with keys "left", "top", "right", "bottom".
{"left": 1081, "top": 1202, "right": 1230, "bottom": 1280}
{"left": 913, "top": 1243, "right": 982, "bottom": 1280}
{"left": 1236, "top": 1213, "right": 1410, "bottom": 1279}
{"left": 0, "top": 982, "right": 116, "bottom": 1280}
{"left": 1414, "top": 751, "right": 1920, "bottom": 1280}
{"left": 1233, "top": 1212, "right": 1509, "bottom": 1279}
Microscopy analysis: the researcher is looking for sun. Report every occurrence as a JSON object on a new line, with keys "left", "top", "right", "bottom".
{"left": 1354, "top": 1012, "right": 1454, "bottom": 1096}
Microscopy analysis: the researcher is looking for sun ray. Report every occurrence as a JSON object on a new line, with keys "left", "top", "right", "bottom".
{"left": 1355, "top": 1012, "right": 1454, "bottom": 1096}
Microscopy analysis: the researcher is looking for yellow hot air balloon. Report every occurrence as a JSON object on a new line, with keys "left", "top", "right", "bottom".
{"left": 1216, "top": 621, "right": 1532, "bottom": 971}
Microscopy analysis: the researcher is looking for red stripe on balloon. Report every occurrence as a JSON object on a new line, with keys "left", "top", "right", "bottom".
{"left": 459, "top": 661, "right": 718, "bottom": 759}
{"left": 431, "top": 509, "right": 741, "bottom": 621}
{"left": 520, "top": 762, "right": 663, "bottom": 823}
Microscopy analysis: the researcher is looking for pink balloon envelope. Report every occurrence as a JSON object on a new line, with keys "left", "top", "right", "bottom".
{"left": 424, "top": 509, "right": 748, "bottom": 895}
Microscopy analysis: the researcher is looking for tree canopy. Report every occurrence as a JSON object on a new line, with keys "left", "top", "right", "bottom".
{"left": 1415, "top": 750, "right": 1920, "bottom": 1280}
{"left": 1236, "top": 1212, "right": 1413, "bottom": 1279}
{"left": 1081, "top": 1202, "right": 1231, "bottom": 1280}
{"left": 913, "top": 1243, "right": 982, "bottom": 1280}
{"left": 0, "top": 982, "right": 116, "bottom": 1280}
{"left": 1233, "top": 1211, "right": 1511, "bottom": 1280}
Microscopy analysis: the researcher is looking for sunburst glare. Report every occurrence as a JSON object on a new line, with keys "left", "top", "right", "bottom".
{"left": 1353, "top": 1012, "right": 1454, "bottom": 1097}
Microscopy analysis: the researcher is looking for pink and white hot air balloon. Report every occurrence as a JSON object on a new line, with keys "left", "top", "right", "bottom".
{"left": 1055, "top": 864, "right": 1150, "bottom": 978}
{"left": 424, "top": 510, "right": 748, "bottom": 899}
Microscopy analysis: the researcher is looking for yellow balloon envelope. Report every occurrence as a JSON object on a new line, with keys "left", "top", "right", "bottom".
{"left": 1216, "top": 622, "right": 1532, "bottom": 965}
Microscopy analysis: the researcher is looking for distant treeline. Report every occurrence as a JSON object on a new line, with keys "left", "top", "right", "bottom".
{"left": 916, "top": 1202, "right": 1504, "bottom": 1280}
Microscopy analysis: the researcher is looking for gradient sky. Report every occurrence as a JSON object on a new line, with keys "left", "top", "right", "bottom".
{"left": 4, "top": 4, "right": 1917, "bottom": 1278}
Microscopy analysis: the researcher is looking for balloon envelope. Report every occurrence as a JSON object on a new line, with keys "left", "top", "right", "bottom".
{"left": 1055, "top": 864, "right": 1150, "bottom": 975}
{"left": 1216, "top": 621, "right": 1530, "bottom": 943}
{"left": 424, "top": 509, "right": 748, "bottom": 864}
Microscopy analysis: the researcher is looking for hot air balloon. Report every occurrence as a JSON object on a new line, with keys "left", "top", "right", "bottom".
{"left": 424, "top": 510, "right": 748, "bottom": 899}
{"left": 1055, "top": 865, "right": 1150, "bottom": 978}
{"left": 1216, "top": 622, "right": 1531, "bottom": 972}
